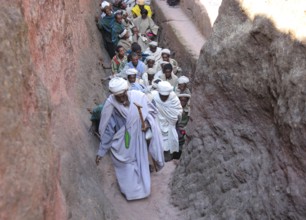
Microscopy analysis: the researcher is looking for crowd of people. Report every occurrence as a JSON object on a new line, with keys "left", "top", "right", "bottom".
{"left": 91, "top": 0, "right": 191, "bottom": 201}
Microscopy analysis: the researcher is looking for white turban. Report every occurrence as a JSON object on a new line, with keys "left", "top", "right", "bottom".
{"left": 119, "top": 29, "right": 127, "bottom": 38}
{"left": 147, "top": 68, "right": 155, "bottom": 75}
{"left": 101, "top": 1, "right": 110, "bottom": 9}
{"left": 149, "top": 41, "right": 158, "bottom": 47}
{"left": 126, "top": 68, "right": 138, "bottom": 75}
{"left": 146, "top": 56, "right": 155, "bottom": 61}
{"left": 109, "top": 77, "right": 128, "bottom": 95}
{"left": 137, "top": 0, "right": 145, "bottom": 5}
{"left": 157, "top": 81, "right": 173, "bottom": 95}
{"left": 177, "top": 76, "right": 189, "bottom": 84}
{"left": 161, "top": 48, "right": 170, "bottom": 55}
{"left": 177, "top": 93, "right": 191, "bottom": 98}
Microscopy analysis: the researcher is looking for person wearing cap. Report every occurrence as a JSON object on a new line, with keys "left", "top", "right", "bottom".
{"left": 133, "top": 9, "right": 159, "bottom": 40}
{"left": 151, "top": 81, "right": 182, "bottom": 162}
{"left": 156, "top": 48, "right": 180, "bottom": 74}
{"left": 111, "top": 11, "right": 125, "bottom": 46}
{"left": 173, "top": 92, "right": 191, "bottom": 160}
{"left": 111, "top": 45, "right": 128, "bottom": 76}
{"left": 144, "top": 55, "right": 156, "bottom": 71}
{"left": 96, "top": 77, "right": 165, "bottom": 200}
{"left": 131, "top": 0, "right": 153, "bottom": 18}
{"left": 160, "top": 63, "right": 178, "bottom": 89}
{"left": 117, "top": 29, "right": 132, "bottom": 53}
{"left": 97, "top": 1, "right": 116, "bottom": 57}
{"left": 142, "top": 67, "right": 156, "bottom": 88}
{"left": 126, "top": 68, "right": 146, "bottom": 92}
{"left": 175, "top": 75, "right": 191, "bottom": 95}
{"left": 144, "top": 41, "right": 162, "bottom": 63}
{"left": 154, "top": 60, "right": 169, "bottom": 79}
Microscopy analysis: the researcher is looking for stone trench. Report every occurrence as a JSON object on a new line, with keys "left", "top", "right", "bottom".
{"left": 1, "top": 0, "right": 306, "bottom": 220}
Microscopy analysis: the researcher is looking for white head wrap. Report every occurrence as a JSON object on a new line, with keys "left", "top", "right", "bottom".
{"left": 146, "top": 56, "right": 155, "bottom": 61}
{"left": 149, "top": 41, "right": 158, "bottom": 47}
{"left": 101, "top": 1, "right": 110, "bottom": 9}
{"left": 161, "top": 48, "right": 171, "bottom": 55}
{"left": 157, "top": 81, "right": 173, "bottom": 95}
{"left": 177, "top": 76, "right": 189, "bottom": 84}
{"left": 126, "top": 68, "right": 138, "bottom": 75}
{"left": 177, "top": 93, "right": 191, "bottom": 98}
{"left": 147, "top": 68, "right": 155, "bottom": 75}
{"left": 109, "top": 77, "right": 128, "bottom": 95}
{"left": 119, "top": 29, "right": 127, "bottom": 38}
{"left": 137, "top": 0, "right": 145, "bottom": 5}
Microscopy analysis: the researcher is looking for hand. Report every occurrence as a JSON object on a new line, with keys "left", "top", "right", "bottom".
{"left": 96, "top": 155, "right": 102, "bottom": 165}
{"left": 142, "top": 121, "right": 150, "bottom": 132}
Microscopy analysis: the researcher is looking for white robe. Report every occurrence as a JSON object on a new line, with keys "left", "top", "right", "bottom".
{"left": 98, "top": 90, "right": 164, "bottom": 200}
{"left": 152, "top": 91, "right": 183, "bottom": 153}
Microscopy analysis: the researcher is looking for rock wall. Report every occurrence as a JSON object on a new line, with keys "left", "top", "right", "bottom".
{"left": 1, "top": 0, "right": 116, "bottom": 219}
{"left": 172, "top": 0, "right": 306, "bottom": 219}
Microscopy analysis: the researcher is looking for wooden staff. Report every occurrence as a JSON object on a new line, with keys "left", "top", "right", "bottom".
{"left": 133, "top": 102, "right": 158, "bottom": 172}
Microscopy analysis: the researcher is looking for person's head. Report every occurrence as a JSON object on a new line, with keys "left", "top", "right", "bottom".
{"left": 147, "top": 68, "right": 155, "bottom": 81}
{"left": 152, "top": 78, "right": 161, "bottom": 90}
{"left": 101, "top": 1, "right": 112, "bottom": 16}
{"left": 177, "top": 76, "right": 189, "bottom": 91}
{"left": 178, "top": 95, "right": 190, "bottom": 108}
{"left": 162, "top": 63, "right": 173, "bottom": 79}
{"left": 157, "top": 81, "right": 173, "bottom": 102}
{"left": 148, "top": 41, "right": 158, "bottom": 52}
{"left": 130, "top": 52, "right": 139, "bottom": 66}
{"left": 115, "top": 45, "right": 125, "bottom": 57}
{"left": 140, "top": 9, "right": 148, "bottom": 19}
{"left": 131, "top": 27, "right": 139, "bottom": 35}
{"left": 126, "top": 68, "right": 138, "bottom": 83}
{"left": 109, "top": 77, "right": 129, "bottom": 106}
{"left": 137, "top": 0, "right": 145, "bottom": 6}
{"left": 131, "top": 43, "right": 142, "bottom": 58}
{"left": 146, "top": 56, "right": 155, "bottom": 68}
{"left": 161, "top": 49, "right": 171, "bottom": 62}
{"left": 115, "top": 12, "right": 123, "bottom": 23}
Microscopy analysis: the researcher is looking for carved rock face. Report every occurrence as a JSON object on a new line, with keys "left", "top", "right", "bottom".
{"left": 172, "top": 0, "right": 306, "bottom": 219}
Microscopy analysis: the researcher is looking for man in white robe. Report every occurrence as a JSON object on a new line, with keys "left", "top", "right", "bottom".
{"left": 96, "top": 77, "right": 164, "bottom": 200}
{"left": 144, "top": 41, "right": 162, "bottom": 63}
{"left": 151, "top": 81, "right": 182, "bottom": 161}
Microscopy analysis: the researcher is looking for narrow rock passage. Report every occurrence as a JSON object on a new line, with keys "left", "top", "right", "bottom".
{"left": 93, "top": 1, "right": 221, "bottom": 219}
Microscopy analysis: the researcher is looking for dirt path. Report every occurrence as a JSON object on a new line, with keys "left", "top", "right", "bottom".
{"left": 98, "top": 155, "right": 184, "bottom": 220}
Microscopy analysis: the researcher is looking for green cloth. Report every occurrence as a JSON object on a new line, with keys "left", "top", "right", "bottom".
{"left": 90, "top": 104, "right": 104, "bottom": 121}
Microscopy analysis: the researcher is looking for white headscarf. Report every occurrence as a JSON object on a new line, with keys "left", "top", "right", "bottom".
{"left": 101, "top": 1, "right": 110, "bottom": 9}
{"left": 149, "top": 41, "right": 158, "bottom": 47}
{"left": 147, "top": 68, "right": 155, "bottom": 75}
{"left": 161, "top": 48, "right": 170, "bottom": 55}
{"left": 157, "top": 81, "right": 173, "bottom": 95}
{"left": 177, "top": 76, "right": 189, "bottom": 84}
{"left": 126, "top": 68, "right": 138, "bottom": 75}
{"left": 109, "top": 77, "right": 128, "bottom": 95}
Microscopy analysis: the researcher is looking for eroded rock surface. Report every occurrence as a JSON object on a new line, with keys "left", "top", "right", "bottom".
{"left": 172, "top": 0, "right": 306, "bottom": 219}
{"left": 1, "top": 1, "right": 116, "bottom": 219}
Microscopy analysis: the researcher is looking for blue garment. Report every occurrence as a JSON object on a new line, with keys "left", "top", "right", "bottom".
{"left": 129, "top": 83, "right": 146, "bottom": 93}
{"left": 126, "top": 50, "right": 150, "bottom": 62}
{"left": 126, "top": 61, "right": 146, "bottom": 78}
{"left": 111, "top": 21, "right": 124, "bottom": 46}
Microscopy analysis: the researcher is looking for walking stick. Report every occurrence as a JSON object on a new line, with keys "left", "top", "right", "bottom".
{"left": 133, "top": 102, "right": 158, "bottom": 172}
